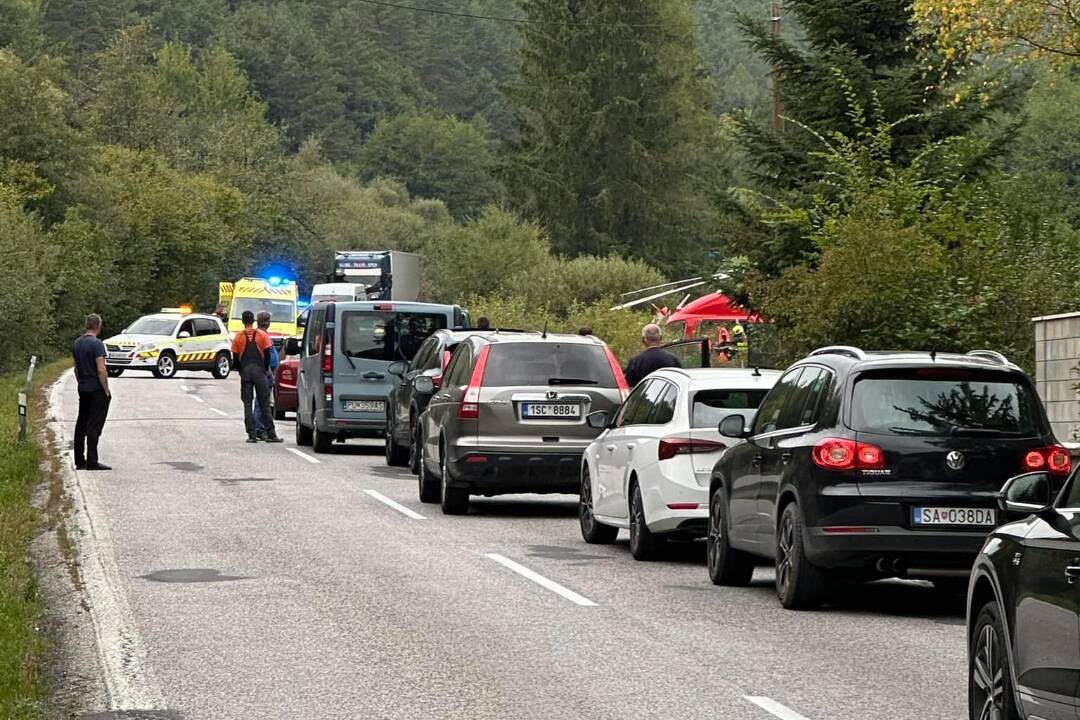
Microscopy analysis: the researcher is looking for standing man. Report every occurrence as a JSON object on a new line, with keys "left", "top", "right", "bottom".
{"left": 251, "top": 311, "right": 280, "bottom": 440}
{"left": 623, "top": 323, "right": 681, "bottom": 387}
{"left": 231, "top": 310, "right": 283, "bottom": 444}
{"left": 73, "top": 314, "right": 112, "bottom": 471}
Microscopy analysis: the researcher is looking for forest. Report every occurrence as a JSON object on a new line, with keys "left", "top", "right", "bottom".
{"left": 1, "top": 0, "right": 1079, "bottom": 371}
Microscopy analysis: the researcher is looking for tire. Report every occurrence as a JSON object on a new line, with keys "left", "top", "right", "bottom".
{"left": 211, "top": 352, "right": 231, "bottom": 379}
{"left": 106, "top": 368, "right": 124, "bottom": 378}
{"left": 273, "top": 403, "right": 286, "bottom": 421}
{"left": 969, "top": 601, "right": 1020, "bottom": 720}
{"left": 707, "top": 485, "right": 754, "bottom": 586}
{"left": 295, "top": 404, "right": 313, "bottom": 447}
{"left": 775, "top": 502, "right": 829, "bottom": 610}
{"left": 313, "top": 419, "right": 333, "bottom": 454}
{"left": 152, "top": 352, "right": 177, "bottom": 379}
{"left": 579, "top": 465, "right": 618, "bottom": 544}
{"left": 629, "top": 482, "right": 665, "bottom": 561}
{"left": 440, "top": 446, "right": 469, "bottom": 515}
{"left": 418, "top": 435, "right": 440, "bottom": 503}
{"left": 384, "top": 412, "right": 409, "bottom": 467}
{"left": 409, "top": 419, "right": 422, "bottom": 476}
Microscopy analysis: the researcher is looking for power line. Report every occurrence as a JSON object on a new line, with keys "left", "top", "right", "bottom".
{"left": 350, "top": 0, "right": 666, "bottom": 28}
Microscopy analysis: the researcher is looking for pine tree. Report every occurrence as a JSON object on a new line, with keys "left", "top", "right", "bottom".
{"left": 509, "top": 0, "right": 718, "bottom": 264}
{"left": 41, "top": 0, "right": 134, "bottom": 83}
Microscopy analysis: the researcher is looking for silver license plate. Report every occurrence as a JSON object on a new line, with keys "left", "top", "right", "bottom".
{"left": 912, "top": 507, "right": 996, "bottom": 527}
{"left": 108, "top": 352, "right": 129, "bottom": 360}
{"left": 343, "top": 400, "right": 385, "bottom": 413}
{"left": 521, "top": 403, "right": 581, "bottom": 419}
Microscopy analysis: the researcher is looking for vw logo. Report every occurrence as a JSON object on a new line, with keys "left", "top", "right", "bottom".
{"left": 946, "top": 451, "right": 966, "bottom": 471}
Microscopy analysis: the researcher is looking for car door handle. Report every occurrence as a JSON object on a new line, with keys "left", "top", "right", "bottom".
{"left": 363, "top": 372, "right": 385, "bottom": 380}
{"left": 781, "top": 452, "right": 792, "bottom": 465}
{"left": 605, "top": 445, "right": 616, "bottom": 452}
{"left": 752, "top": 455, "right": 763, "bottom": 467}
{"left": 1066, "top": 564, "right": 1080, "bottom": 583}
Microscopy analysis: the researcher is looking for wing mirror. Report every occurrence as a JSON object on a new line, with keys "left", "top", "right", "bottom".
{"left": 284, "top": 338, "right": 301, "bottom": 356}
{"left": 586, "top": 411, "right": 611, "bottom": 430}
{"left": 414, "top": 375, "right": 436, "bottom": 395}
{"left": 388, "top": 361, "right": 406, "bottom": 377}
{"left": 719, "top": 414, "right": 748, "bottom": 439}
{"left": 178, "top": 331, "right": 192, "bottom": 339}
{"left": 999, "top": 472, "right": 1054, "bottom": 515}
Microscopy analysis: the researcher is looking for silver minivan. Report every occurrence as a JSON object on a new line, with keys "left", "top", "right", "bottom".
{"left": 417, "top": 332, "right": 629, "bottom": 514}
{"left": 290, "top": 301, "right": 468, "bottom": 453}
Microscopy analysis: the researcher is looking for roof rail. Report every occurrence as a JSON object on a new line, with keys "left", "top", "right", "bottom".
{"left": 966, "top": 350, "right": 1011, "bottom": 366}
{"left": 808, "top": 346, "right": 867, "bottom": 361}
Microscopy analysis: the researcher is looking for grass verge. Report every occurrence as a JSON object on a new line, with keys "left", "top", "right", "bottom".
{"left": 0, "top": 360, "right": 69, "bottom": 719}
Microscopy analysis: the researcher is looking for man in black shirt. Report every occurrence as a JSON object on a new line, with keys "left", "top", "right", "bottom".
{"left": 623, "top": 323, "right": 681, "bottom": 387}
{"left": 72, "top": 313, "right": 112, "bottom": 471}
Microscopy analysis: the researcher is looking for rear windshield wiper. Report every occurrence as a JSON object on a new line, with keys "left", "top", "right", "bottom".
{"left": 548, "top": 378, "right": 599, "bottom": 386}
{"left": 888, "top": 426, "right": 936, "bottom": 436}
{"left": 950, "top": 426, "right": 1018, "bottom": 436}
{"left": 341, "top": 351, "right": 358, "bottom": 369}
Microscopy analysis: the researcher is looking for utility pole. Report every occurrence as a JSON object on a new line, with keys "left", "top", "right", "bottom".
{"left": 770, "top": 2, "right": 783, "bottom": 133}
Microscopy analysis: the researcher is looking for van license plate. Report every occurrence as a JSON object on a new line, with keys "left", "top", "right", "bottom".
{"left": 521, "top": 403, "right": 581, "bottom": 419}
{"left": 912, "top": 507, "right": 996, "bottom": 527}
{"left": 343, "top": 400, "right": 384, "bottom": 413}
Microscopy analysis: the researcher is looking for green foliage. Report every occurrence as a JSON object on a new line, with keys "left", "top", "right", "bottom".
{"left": 0, "top": 0, "right": 43, "bottom": 58}
{"left": 0, "top": 188, "right": 54, "bottom": 371}
{"left": 360, "top": 112, "right": 501, "bottom": 220}
{"left": 41, "top": 0, "right": 134, "bottom": 83}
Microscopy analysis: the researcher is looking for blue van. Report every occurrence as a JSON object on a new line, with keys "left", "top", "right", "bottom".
{"left": 288, "top": 301, "right": 469, "bottom": 453}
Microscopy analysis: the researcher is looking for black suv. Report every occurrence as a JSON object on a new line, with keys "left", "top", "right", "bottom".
{"left": 706, "top": 346, "right": 1068, "bottom": 610}
{"left": 967, "top": 469, "right": 1080, "bottom": 720}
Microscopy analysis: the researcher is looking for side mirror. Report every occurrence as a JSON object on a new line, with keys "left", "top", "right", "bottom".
{"left": 719, "top": 414, "right": 748, "bottom": 439}
{"left": 178, "top": 331, "right": 192, "bottom": 339}
{"left": 284, "top": 338, "right": 301, "bottom": 356}
{"left": 388, "top": 361, "right": 406, "bottom": 377}
{"left": 414, "top": 375, "right": 435, "bottom": 395}
{"left": 586, "top": 411, "right": 611, "bottom": 430}
{"left": 999, "top": 472, "right": 1054, "bottom": 515}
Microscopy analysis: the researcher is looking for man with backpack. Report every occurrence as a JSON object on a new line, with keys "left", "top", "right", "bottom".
{"left": 231, "top": 310, "right": 283, "bottom": 444}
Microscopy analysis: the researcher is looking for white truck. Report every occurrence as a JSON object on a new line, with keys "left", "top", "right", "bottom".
{"left": 330, "top": 250, "right": 420, "bottom": 302}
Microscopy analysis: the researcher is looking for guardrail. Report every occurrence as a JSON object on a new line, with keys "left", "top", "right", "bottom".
{"left": 17, "top": 355, "right": 37, "bottom": 443}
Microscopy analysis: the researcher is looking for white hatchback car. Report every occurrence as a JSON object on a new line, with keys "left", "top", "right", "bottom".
{"left": 579, "top": 367, "right": 781, "bottom": 559}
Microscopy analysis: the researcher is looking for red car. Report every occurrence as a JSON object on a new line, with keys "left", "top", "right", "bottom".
{"left": 274, "top": 352, "right": 299, "bottom": 419}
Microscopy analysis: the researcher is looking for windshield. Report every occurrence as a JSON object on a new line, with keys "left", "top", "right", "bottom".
{"left": 851, "top": 369, "right": 1045, "bottom": 437}
{"left": 126, "top": 317, "right": 179, "bottom": 336}
{"left": 482, "top": 343, "right": 616, "bottom": 388}
{"left": 232, "top": 298, "right": 296, "bottom": 323}
{"left": 692, "top": 388, "right": 770, "bottom": 428}
{"left": 341, "top": 312, "right": 448, "bottom": 362}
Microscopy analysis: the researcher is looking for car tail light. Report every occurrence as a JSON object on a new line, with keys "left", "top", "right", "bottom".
{"left": 812, "top": 438, "right": 884, "bottom": 471}
{"left": 658, "top": 437, "right": 727, "bottom": 461}
{"left": 375, "top": 304, "right": 394, "bottom": 312}
{"left": 441, "top": 350, "right": 451, "bottom": 371}
{"left": 324, "top": 383, "right": 332, "bottom": 403}
{"left": 1025, "top": 445, "right": 1071, "bottom": 475}
{"left": 280, "top": 367, "right": 293, "bottom": 382}
{"left": 458, "top": 346, "right": 490, "bottom": 420}
{"left": 322, "top": 337, "right": 333, "bottom": 373}
{"left": 604, "top": 347, "right": 630, "bottom": 396}
{"left": 432, "top": 374, "right": 442, "bottom": 389}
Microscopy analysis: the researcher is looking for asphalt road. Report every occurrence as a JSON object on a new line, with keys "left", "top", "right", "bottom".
{"left": 56, "top": 369, "right": 970, "bottom": 720}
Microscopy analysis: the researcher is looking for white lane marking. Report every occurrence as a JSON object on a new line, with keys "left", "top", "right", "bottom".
{"left": 745, "top": 697, "right": 813, "bottom": 720}
{"left": 210, "top": 408, "right": 228, "bottom": 417}
{"left": 180, "top": 385, "right": 191, "bottom": 392}
{"left": 286, "top": 447, "right": 320, "bottom": 464}
{"left": 484, "top": 553, "right": 597, "bottom": 607}
{"left": 50, "top": 371, "right": 167, "bottom": 710}
{"left": 190, "top": 395, "right": 205, "bottom": 404}
{"left": 364, "top": 489, "right": 427, "bottom": 520}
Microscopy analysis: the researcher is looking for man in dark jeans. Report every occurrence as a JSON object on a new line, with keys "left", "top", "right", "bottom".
{"left": 231, "top": 310, "right": 283, "bottom": 444}
{"left": 73, "top": 313, "right": 112, "bottom": 471}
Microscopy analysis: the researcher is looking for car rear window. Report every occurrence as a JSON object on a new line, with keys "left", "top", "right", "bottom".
{"left": 851, "top": 368, "right": 1045, "bottom": 437}
{"left": 340, "top": 311, "right": 448, "bottom": 363}
{"left": 692, "top": 389, "right": 770, "bottom": 428}
{"left": 482, "top": 343, "right": 616, "bottom": 388}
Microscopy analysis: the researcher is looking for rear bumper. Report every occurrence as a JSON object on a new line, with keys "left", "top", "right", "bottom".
{"left": 315, "top": 408, "right": 384, "bottom": 436}
{"left": 447, "top": 451, "right": 583, "bottom": 495}
{"left": 804, "top": 526, "right": 987, "bottom": 574}
{"left": 274, "top": 385, "right": 297, "bottom": 411}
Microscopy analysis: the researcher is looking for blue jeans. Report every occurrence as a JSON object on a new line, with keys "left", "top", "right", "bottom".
{"left": 252, "top": 372, "right": 274, "bottom": 434}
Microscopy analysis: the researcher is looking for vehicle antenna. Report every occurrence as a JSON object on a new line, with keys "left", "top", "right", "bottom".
{"left": 931, "top": 349, "right": 937, "bottom": 362}
{"left": 541, "top": 321, "right": 548, "bottom": 339}
{"left": 753, "top": 366, "right": 762, "bottom": 377}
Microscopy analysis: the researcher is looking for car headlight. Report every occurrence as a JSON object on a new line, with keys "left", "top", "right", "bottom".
{"left": 137, "top": 343, "right": 157, "bottom": 352}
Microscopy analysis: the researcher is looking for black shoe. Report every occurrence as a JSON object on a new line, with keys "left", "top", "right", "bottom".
{"left": 256, "top": 431, "right": 269, "bottom": 442}
{"left": 246, "top": 435, "right": 259, "bottom": 443}
{"left": 75, "top": 462, "right": 86, "bottom": 470}
{"left": 86, "top": 463, "right": 112, "bottom": 471}
{"left": 264, "top": 434, "right": 284, "bottom": 444}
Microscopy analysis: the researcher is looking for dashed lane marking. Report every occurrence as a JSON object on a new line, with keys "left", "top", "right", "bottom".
{"left": 190, "top": 395, "right": 205, "bottom": 404}
{"left": 180, "top": 385, "right": 191, "bottom": 392}
{"left": 286, "top": 447, "right": 320, "bottom": 464}
{"left": 484, "top": 553, "right": 597, "bottom": 607}
{"left": 210, "top": 408, "right": 228, "bottom": 417}
{"left": 745, "top": 696, "right": 814, "bottom": 720}
{"left": 363, "top": 489, "right": 427, "bottom": 520}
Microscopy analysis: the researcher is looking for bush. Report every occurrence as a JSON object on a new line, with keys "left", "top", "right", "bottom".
{"left": 0, "top": 189, "right": 55, "bottom": 372}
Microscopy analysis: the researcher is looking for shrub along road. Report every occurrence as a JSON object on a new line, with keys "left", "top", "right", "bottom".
{"left": 51, "top": 369, "right": 968, "bottom": 719}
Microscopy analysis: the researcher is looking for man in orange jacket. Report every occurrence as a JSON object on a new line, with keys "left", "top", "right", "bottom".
{"left": 231, "top": 310, "right": 282, "bottom": 443}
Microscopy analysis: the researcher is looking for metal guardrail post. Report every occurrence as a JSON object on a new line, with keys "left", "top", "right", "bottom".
{"left": 18, "top": 355, "right": 37, "bottom": 443}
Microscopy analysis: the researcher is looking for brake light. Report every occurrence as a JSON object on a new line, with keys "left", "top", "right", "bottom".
{"left": 432, "top": 374, "right": 442, "bottom": 389}
{"left": 324, "top": 383, "right": 332, "bottom": 403}
{"left": 658, "top": 437, "right": 727, "bottom": 461}
{"left": 1025, "top": 445, "right": 1071, "bottom": 475}
{"left": 375, "top": 304, "right": 393, "bottom": 312}
{"left": 441, "top": 350, "right": 451, "bottom": 371}
{"left": 322, "top": 337, "right": 333, "bottom": 373}
{"left": 812, "top": 438, "right": 884, "bottom": 471}
{"left": 604, "top": 347, "right": 629, "bottom": 395}
{"left": 458, "top": 346, "right": 490, "bottom": 420}
{"left": 279, "top": 367, "right": 293, "bottom": 382}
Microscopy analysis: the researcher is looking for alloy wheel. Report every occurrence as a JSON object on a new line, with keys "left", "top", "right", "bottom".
{"left": 216, "top": 355, "right": 230, "bottom": 377}
{"left": 972, "top": 623, "right": 1005, "bottom": 720}
{"left": 580, "top": 471, "right": 596, "bottom": 534}
{"left": 707, "top": 494, "right": 722, "bottom": 575}
{"left": 777, "top": 512, "right": 794, "bottom": 593}
{"left": 158, "top": 355, "right": 175, "bottom": 378}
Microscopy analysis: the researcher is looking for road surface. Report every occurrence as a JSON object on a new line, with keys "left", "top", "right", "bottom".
{"left": 53, "top": 369, "right": 969, "bottom": 720}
